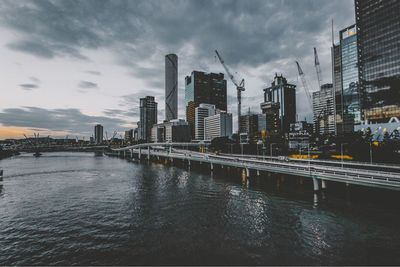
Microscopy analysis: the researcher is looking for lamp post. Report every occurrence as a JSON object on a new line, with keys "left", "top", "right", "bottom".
{"left": 369, "top": 141, "right": 373, "bottom": 164}
{"left": 340, "top": 143, "right": 348, "bottom": 169}
{"left": 270, "top": 143, "right": 277, "bottom": 157}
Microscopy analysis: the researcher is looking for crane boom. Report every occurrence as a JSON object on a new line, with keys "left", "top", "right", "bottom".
{"left": 295, "top": 61, "right": 313, "bottom": 109}
{"left": 314, "top": 47, "right": 323, "bottom": 89}
{"left": 215, "top": 50, "right": 245, "bottom": 133}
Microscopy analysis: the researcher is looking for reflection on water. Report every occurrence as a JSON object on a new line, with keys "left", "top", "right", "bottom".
{"left": 0, "top": 152, "right": 399, "bottom": 265}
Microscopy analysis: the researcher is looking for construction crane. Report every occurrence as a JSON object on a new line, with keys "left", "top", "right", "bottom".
{"left": 314, "top": 47, "right": 323, "bottom": 89}
{"left": 215, "top": 50, "right": 245, "bottom": 133}
{"left": 295, "top": 61, "right": 313, "bottom": 109}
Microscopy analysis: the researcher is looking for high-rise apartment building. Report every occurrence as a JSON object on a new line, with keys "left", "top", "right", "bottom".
{"left": 195, "top": 103, "right": 216, "bottom": 140}
{"left": 94, "top": 124, "right": 103, "bottom": 145}
{"left": 185, "top": 71, "right": 227, "bottom": 138}
{"left": 165, "top": 54, "right": 178, "bottom": 121}
{"left": 204, "top": 112, "right": 232, "bottom": 141}
{"left": 312, "top": 83, "right": 336, "bottom": 135}
{"left": 139, "top": 96, "right": 158, "bottom": 142}
{"left": 239, "top": 113, "right": 259, "bottom": 143}
{"left": 355, "top": 0, "right": 400, "bottom": 123}
{"left": 263, "top": 74, "right": 296, "bottom": 133}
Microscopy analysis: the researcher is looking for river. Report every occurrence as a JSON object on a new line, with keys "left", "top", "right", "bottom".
{"left": 0, "top": 152, "right": 399, "bottom": 265}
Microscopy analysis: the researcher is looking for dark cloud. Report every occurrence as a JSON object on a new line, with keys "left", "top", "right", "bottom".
{"left": 0, "top": 106, "right": 129, "bottom": 135}
{"left": 20, "top": 83, "right": 39, "bottom": 90}
{"left": 0, "top": 0, "right": 355, "bottom": 120}
{"left": 78, "top": 80, "right": 98, "bottom": 90}
{"left": 86, "top": 70, "right": 101, "bottom": 75}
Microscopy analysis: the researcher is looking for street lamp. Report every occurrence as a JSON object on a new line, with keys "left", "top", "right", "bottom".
{"left": 369, "top": 141, "right": 373, "bottom": 164}
{"left": 270, "top": 143, "right": 277, "bottom": 157}
{"left": 340, "top": 143, "right": 348, "bottom": 169}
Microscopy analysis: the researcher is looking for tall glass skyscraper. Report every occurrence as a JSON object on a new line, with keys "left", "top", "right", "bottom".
{"left": 185, "top": 71, "right": 227, "bottom": 138}
{"left": 340, "top": 24, "right": 361, "bottom": 127}
{"left": 165, "top": 54, "right": 178, "bottom": 121}
{"left": 355, "top": 0, "right": 400, "bottom": 123}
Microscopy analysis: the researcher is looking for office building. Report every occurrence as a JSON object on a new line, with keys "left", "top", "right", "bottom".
{"left": 312, "top": 83, "right": 336, "bottom": 135}
{"left": 139, "top": 96, "right": 158, "bottom": 142}
{"left": 94, "top": 124, "right": 103, "bottom": 145}
{"left": 204, "top": 112, "right": 232, "bottom": 141}
{"left": 239, "top": 113, "right": 259, "bottom": 143}
{"left": 260, "top": 101, "right": 281, "bottom": 135}
{"left": 151, "top": 123, "right": 165, "bottom": 143}
{"left": 185, "top": 71, "right": 227, "bottom": 138}
{"left": 355, "top": 0, "right": 400, "bottom": 123}
{"left": 165, "top": 119, "right": 191, "bottom": 142}
{"left": 263, "top": 74, "right": 296, "bottom": 133}
{"left": 124, "top": 129, "right": 133, "bottom": 144}
{"left": 165, "top": 54, "right": 178, "bottom": 121}
{"left": 340, "top": 25, "right": 361, "bottom": 129}
{"left": 332, "top": 42, "right": 343, "bottom": 134}
{"left": 195, "top": 104, "right": 216, "bottom": 140}
{"left": 288, "top": 121, "right": 313, "bottom": 150}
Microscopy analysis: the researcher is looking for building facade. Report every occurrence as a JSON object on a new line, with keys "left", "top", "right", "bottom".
{"left": 124, "top": 129, "right": 133, "bottom": 144}
{"left": 260, "top": 101, "right": 281, "bottom": 135}
{"left": 340, "top": 25, "right": 361, "bottom": 129}
{"left": 239, "top": 113, "right": 259, "bottom": 143}
{"left": 185, "top": 71, "right": 227, "bottom": 138}
{"left": 204, "top": 112, "right": 232, "bottom": 141}
{"left": 288, "top": 121, "right": 313, "bottom": 150}
{"left": 165, "top": 54, "right": 178, "bottom": 121}
{"left": 164, "top": 119, "right": 191, "bottom": 143}
{"left": 195, "top": 103, "right": 216, "bottom": 140}
{"left": 263, "top": 74, "right": 296, "bottom": 134}
{"left": 94, "top": 124, "right": 103, "bottom": 145}
{"left": 139, "top": 96, "right": 158, "bottom": 142}
{"left": 312, "top": 83, "right": 336, "bottom": 135}
{"left": 355, "top": 0, "right": 400, "bottom": 123}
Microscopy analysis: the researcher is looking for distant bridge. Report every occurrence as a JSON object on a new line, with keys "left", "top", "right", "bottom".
{"left": 109, "top": 143, "right": 400, "bottom": 192}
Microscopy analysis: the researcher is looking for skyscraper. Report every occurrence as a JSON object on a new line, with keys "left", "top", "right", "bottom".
{"left": 94, "top": 124, "right": 103, "bottom": 145}
{"left": 185, "top": 71, "right": 227, "bottom": 138}
{"left": 355, "top": 0, "right": 400, "bottom": 123}
{"left": 139, "top": 96, "right": 158, "bottom": 142}
{"left": 263, "top": 74, "right": 296, "bottom": 133}
{"left": 312, "top": 83, "right": 336, "bottom": 135}
{"left": 165, "top": 54, "right": 178, "bottom": 121}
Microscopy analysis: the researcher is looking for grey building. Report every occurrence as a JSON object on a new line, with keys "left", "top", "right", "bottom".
{"left": 260, "top": 101, "right": 281, "bottom": 135}
{"left": 355, "top": 0, "right": 400, "bottom": 124}
{"left": 165, "top": 54, "right": 178, "bottom": 121}
{"left": 288, "top": 121, "right": 313, "bottom": 150}
{"left": 94, "top": 124, "right": 103, "bottom": 145}
{"left": 204, "top": 112, "right": 232, "bottom": 141}
{"left": 239, "top": 113, "right": 259, "bottom": 143}
{"left": 195, "top": 103, "right": 216, "bottom": 140}
{"left": 263, "top": 74, "right": 296, "bottom": 134}
{"left": 124, "top": 129, "right": 133, "bottom": 143}
{"left": 139, "top": 96, "right": 158, "bottom": 142}
{"left": 185, "top": 71, "right": 227, "bottom": 139}
{"left": 165, "top": 119, "right": 191, "bottom": 142}
{"left": 312, "top": 83, "right": 336, "bottom": 135}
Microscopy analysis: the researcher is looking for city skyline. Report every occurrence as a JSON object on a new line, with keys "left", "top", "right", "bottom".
{"left": 0, "top": 0, "right": 355, "bottom": 139}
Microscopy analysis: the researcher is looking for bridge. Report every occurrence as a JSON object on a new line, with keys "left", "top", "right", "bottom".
{"left": 108, "top": 143, "right": 400, "bottom": 192}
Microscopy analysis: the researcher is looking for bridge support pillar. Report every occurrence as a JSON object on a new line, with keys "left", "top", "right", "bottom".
{"left": 312, "top": 178, "right": 319, "bottom": 192}
{"left": 321, "top": 179, "right": 327, "bottom": 190}
{"left": 147, "top": 146, "right": 150, "bottom": 161}
{"left": 138, "top": 147, "right": 141, "bottom": 160}
{"left": 210, "top": 163, "right": 214, "bottom": 172}
{"left": 257, "top": 169, "right": 260, "bottom": 176}
{"left": 246, "top": 168, "right": 250, "bottom": 178}
{"left": 130, "top": 149, "right": 133, "bottom": 158}
{"left": 124, "top": 150, "right": 126, "bottom": 158}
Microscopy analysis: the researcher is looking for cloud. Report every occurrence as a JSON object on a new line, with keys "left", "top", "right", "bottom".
{"left": 20, "top": 83, "right": 39, "bottom": 90}
{"left": 0, "top": 106, "right": 129, "bottom": 136}
{"left": 0, "top": 0, "right": 355, "bottom": 123}
{"left": 77, "top": 80, "right": 98, "bottom": 93}
{"left": 86, "top": 70, "right": 101, "bottom": 75}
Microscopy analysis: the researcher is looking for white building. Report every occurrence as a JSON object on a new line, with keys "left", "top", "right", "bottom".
{"left": 312, "top": 83, "right": 335, "bottom": 135}
{"left": 204, "top": 112, "right": 232, "bottom": 141}
{"left": 195, "top": 104, "right": 216, "bottom": 140}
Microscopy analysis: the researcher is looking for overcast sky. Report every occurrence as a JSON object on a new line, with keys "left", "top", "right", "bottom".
{"left": 0, "top": 0, "right": 355, "bottom": 139}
